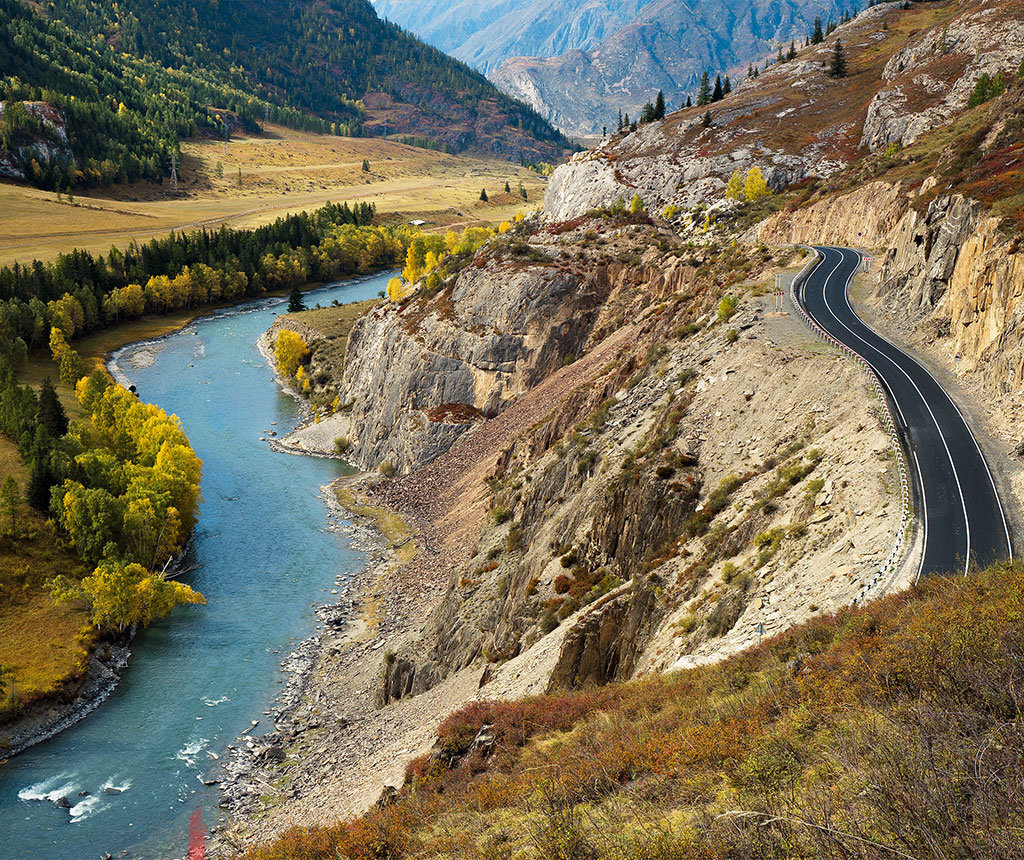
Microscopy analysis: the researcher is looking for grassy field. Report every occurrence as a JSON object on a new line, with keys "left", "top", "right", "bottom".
{"left": 0, "top": 125, "right": 547, "bottom": 267}
{"left": 0, "top": 434, "right": 92, "bottom": 723}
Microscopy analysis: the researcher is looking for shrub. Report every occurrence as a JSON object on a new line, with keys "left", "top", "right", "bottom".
{"left": 717, "top": 295, "right": 738, "bottom": 321}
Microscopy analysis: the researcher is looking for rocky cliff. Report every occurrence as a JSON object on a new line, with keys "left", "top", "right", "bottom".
{"left": 334, "top": 244, "right": 616, "bottom": 474}
{"left": 358, "top": 218, "right": 906, "bottom": 708}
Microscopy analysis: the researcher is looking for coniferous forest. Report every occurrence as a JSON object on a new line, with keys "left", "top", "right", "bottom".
{"left": 0, "top": 0, "right": 568, "bottom": 189}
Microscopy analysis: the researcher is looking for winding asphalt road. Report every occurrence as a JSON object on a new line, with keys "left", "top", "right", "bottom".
{"left": 794, "top": 245, "right": 1012, "bottom": 578}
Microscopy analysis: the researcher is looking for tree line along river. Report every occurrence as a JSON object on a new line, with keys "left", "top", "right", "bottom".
{"left": 0, "top": 271, "right": 393, "bottom": 860}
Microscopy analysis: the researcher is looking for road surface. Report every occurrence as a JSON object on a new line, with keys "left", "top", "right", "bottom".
{"left": 794, "top": 245, "right": 1012, "bottom": 578}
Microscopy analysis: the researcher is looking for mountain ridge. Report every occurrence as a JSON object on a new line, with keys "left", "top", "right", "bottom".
{"left": 0, "top": 0, "right": 568, "bottom": 189}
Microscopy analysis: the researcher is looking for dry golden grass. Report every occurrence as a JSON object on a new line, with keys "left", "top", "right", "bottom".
{"left": 334, "top": 485, "right": 417, "bottom": 565}
{"left": 0, "top": 436, "right": 91, "bottom": 720}
{"left": 0, "top": 124, "right": 547, "bottom": 267}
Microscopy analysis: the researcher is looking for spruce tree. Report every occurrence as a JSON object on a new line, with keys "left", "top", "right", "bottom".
{"left": 696, "top": 72, "right": 712, "bottom": 106}
{"left": 362, "top": 158, "right": 370, "bottom": 172}
{"left": 723, "top": 75, "right": 731, "bottom": 94}
{"left": 27, "top": 457, "right": 51, "bottom": 512}
{"left": 702, "top": 110, "right": 712, "bottom": 128}
{"left": 686, "top": 95, "right": 692, "bottom": 108}
{"left": 288, "top": 284, "right": 306, "bottom": 313}
{"left": 829, "top": 39, "right": 847, "bottom": 78}
{"left": 812, "top": 17, "right": 824, "bottom": 44}
{"left": 787, "top": 40, "right": 797, "bottom": 61}
{"left": 617, "top": 109, "right": 623, "bottom": 132}
{"left": 654, "top": 90, "right": 665, "bottom": 119}
{"left": 480, "top": 188, "right": 488, "bottom": 202}
{"left": 37, "top": 377, "right": 67, "bottom": 438}
{"left": 712, "top": 75, "right": 724, "bottom": 102}
{"left": 504, "top": 181, "right": 511, "bottom": 193}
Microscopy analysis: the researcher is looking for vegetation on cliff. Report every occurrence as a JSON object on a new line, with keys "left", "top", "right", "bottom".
{"left": 244, "top": 561, "right": 1024, "bottom": 860}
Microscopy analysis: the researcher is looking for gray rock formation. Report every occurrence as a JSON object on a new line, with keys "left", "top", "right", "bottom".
{"left": 338, "top": 247, "right": 613, "bottom": 473}
{"left": 861, "top": 7, "right": 1024, "bottom": 151}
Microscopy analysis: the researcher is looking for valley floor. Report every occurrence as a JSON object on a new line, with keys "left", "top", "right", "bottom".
{"left": 0, "top": 125, "right": 546, "bottom": 267}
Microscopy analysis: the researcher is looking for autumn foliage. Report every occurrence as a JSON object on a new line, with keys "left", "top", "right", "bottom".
{"left": 243, "top": 562, "right": 1024, "bottom": 860}
{"left": 47, "top": 372, "right": 204, "bottom": 633}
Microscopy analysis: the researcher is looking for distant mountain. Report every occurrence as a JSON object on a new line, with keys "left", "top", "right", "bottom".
{"left": 0, "top": 0, "right": 568, "bottom": 189}
{"left": 372, "top": 0, "right": 656, "bottom": 74}
{"left": 374, "top": 0, "right": 847, "bottom": 138}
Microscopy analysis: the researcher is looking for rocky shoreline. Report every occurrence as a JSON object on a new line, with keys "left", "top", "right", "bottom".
{"left": 0, "top": 642, "right": 131, "bottom": 759}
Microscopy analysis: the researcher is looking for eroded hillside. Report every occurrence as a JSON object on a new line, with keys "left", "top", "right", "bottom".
{"left": 227, "top": 207, "right": 910, "bottom": 847}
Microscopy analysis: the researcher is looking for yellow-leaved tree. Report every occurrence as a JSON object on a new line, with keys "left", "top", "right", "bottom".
{"left": 275, "top": 329, "right": 309, "bottom": 378}
{"left": 725, "top": 168, "right": 745, "bottom": 201}
{"left": 53, "top": 560, "right": 204, "bottom": 634}
{"left": 744, "top": 166, "right": 771, "bottom": 201}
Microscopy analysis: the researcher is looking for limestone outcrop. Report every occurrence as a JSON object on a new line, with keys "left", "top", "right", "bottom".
{"left": 336, "top": 250, "right": 613, "bottom": 473}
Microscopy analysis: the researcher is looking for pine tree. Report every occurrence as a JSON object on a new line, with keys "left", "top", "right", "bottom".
{"left": 288, "top": 284, "right": 306, "bottom": 313}
{"left": 504, "top": 181, "right": 511, "bottom": 193}
{"left": 654, "top": 90, "right": 666, "bottom": 120}
{"left": 712, "top": 75, "right": 724, "bottom": 102}
{"left": 480, "top": 188, "right": 488, "bottom": 202}
{"left": 697, "top": 72, "right": 712, "bottom": 106}
{"left": 37, "top": 377, "right": 67, "bottom": 438}
{"left": 812, "top": 17, "right": 824, "bottom": 43}
{"left": 748, "top": 63, "right": 754, "bottom": 79}
{"left": 362, "top": 158, "right": 370, "bottom": 172}
{"left": 640, "top": 101, "right": 656, "bottom": 123}
{"left": 723, "top": 76, "right": 731, "bottom": 95}
{"left": 617, "top": 109, "right": 623, "bottom": 132}
{"left": 519, "top": 182, "right": 527, "bottom": 200}
{"left": 829, "top": 39, "right": 847, "bottom": 78}
{"left": 702, "top": 110, "right": 713, "bottom": 128}
{"left": 686, "top": 95, "right": 692, "bottom": 108}
{"left": 27, "top": 457, "right": 51, "bottom": 512}
{"left": 787, "top": 40, "right": 797, "bottom": 61}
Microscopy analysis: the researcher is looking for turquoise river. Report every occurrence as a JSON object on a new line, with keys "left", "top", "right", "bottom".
{"left": 0, "top": 271, "right": 393, "bottom": 859}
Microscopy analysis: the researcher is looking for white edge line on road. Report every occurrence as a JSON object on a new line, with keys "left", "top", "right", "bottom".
{"left": 827, "top": 243, "right": 1011, "bottom": 565}
{"left": 821, "top": 246, "right": 970, "bottom": 576}
{"left": 793, "top": 247, "right": 914, "bottom": 588}
{"left": 836, "top": 265, "right": 1013, "bottom": 564}
{"left": 912, "top": 448, "right": 928, "bottom": 584}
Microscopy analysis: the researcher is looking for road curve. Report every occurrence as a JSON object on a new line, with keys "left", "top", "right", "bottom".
{"left": 794, "top": 245, "right": 1012, "bottom": 579}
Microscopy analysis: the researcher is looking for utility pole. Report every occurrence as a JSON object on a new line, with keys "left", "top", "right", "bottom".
{"left": 170, "top": 151, "right": 179, "bottom": 193}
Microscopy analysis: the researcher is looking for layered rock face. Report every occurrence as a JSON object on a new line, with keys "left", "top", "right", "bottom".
{"left": 370, "top": 220, "right": 904, "bottom": 706}
{"left": 861, "top": 4, "right": 1024, "bottom": 151}
{"left": 0, "top": 101, "right": 74, "bottom": 181}
{"left": 758, "top": 181, "right": 909, "bottom": 248}
{"left": 338, "top": 249, "right": 613, "bottom": 473}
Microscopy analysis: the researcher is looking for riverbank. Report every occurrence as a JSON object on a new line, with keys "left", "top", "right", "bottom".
{"left": 1, "top": 275, "right": 387, "bottom": 765}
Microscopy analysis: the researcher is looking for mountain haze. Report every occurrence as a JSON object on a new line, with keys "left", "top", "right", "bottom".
{"left": 374, "top": 0, "right": 848, "bottom": 138}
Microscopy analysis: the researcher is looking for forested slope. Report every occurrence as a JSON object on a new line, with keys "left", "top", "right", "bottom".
{"left": 0, "top": 0, "right": 568, "bottom": 190}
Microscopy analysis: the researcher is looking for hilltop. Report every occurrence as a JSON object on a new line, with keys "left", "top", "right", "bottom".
{"left": 0, "top": 0, "right": 568, "bottom": 190}
{"left": 374, "top": 0, "right": 850, "bottom": 138}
